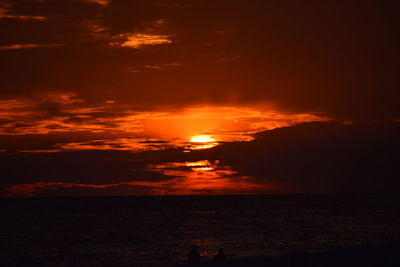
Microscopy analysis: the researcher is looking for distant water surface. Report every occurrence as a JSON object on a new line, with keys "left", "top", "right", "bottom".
{"left": 1, "top": 195, "right": 400, "bottom": 266}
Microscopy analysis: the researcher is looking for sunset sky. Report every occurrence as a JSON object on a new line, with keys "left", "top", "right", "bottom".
{"left": 1, "top": 0, "right": 399, "bottom": 196}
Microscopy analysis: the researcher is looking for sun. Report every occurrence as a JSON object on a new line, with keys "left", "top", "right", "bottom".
{"left": 190, "top": 135, "right": 215, "bottom": 143}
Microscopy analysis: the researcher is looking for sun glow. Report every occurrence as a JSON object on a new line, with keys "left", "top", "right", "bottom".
{"left": 186, "top": 135, "right": 218, "bottom": 151}
{"left": 190, "top": 135, "right": 215, "bottom": 143}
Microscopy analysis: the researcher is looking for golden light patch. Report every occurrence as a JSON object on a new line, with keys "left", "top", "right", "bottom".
{"left": 111, "top": 33, "right": 172, "bottom": 49}
{"left": 187, "top": 135, "right": 218, "bottom": 150}
{"left": 190, "top": 135, "right": 215, "bottom": 143}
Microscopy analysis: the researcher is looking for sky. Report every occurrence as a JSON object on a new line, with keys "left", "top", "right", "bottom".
{"left": 0, "top": 0, "right": 399, "bottom": 196}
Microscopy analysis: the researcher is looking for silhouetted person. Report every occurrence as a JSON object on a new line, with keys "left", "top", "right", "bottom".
{"left": 213, "top": 248, "right": 226, "bottom": 262}
{"left": 188, "top": 245, "right": 201, "bottom": 264}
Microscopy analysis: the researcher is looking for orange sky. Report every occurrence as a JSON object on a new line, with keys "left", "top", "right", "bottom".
{"left": 0, "top": 0, "right": 399, "bottom": 196}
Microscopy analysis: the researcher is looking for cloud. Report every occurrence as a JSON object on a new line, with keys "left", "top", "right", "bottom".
{"left": 0, "top": 2, "right": 47, "bottom": 20}
{"left": 86, "top": 0, "right": 109, "bottom": 7}
{"left": 0, "top": 12, "right": 47, "bottom": 20}
{"left": 0, "top": 0, "right": 398, "bottom": 197}
{"left": 18, "top": 138, "right": 173, "bottom": 153}
{"left": 110, "top": 33, "right": 173, "bottom": 48}
{"left": 0, "top": 43, "right": 62, "bottom": 50}
{"left": 0, "top": 98, "right": 38, "bottom": 130}
{"left": 0, "top": 0, "right": 394, "bottom": 120}
{"left": 144, "top": 62, "right": 183, "bottom": 70}
{"left": 0, "top": 0, "right": 398, "bottom": 120}
{"left": 0, "top": 92, "right": 137, "bottom": 135}
{"left": 4, "top": 181, "right": 152, "bottom": 197}
{"left": 204, "top": 121, "right": 400, "bottom": 194}
{"left": 36, "top": 91, "right": 83, "bottom": 105}
{"left": 0, "top": 148, "right": 180, "bottom": 195}
{"left": 2, "top": 159, "right": 275, "bottom": 197}
{"left": 145, "top": 160, "right": 275, "bottom": 195}
{"left": 0, "top": 93, "right": 327, "bottom": 142}
{"left": 127, "top": 62, "right": 184, "bottom": 73}
{"left": 1, "top": 121, "right": 399, "bottom": 196}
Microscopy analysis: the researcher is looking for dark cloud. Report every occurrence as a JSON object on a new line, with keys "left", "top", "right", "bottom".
{"left": 0, "top": 1, "right": 399, "bottom": 196}
{"left": 0, "top": 148, "right": 184, "bottom": 194}
{"left": 1, "top": 121, "right": 399, "bottom": 196}
{"left": 201, "top": 121, "right": 400, "bottom": 193}
{"left": 0, "top": 0, "right": 398, "bottom": 119}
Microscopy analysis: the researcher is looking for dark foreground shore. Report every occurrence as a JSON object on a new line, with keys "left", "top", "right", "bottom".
{"left": 174, "top": 243, "right": 400, "bottom": 267}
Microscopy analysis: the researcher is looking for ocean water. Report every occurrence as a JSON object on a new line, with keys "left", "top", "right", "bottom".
{"left": 1, "top": 195, "right": 400, "bottom": 266}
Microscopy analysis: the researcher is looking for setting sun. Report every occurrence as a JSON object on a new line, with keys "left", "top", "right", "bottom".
{"left": 190, "top": 135, "right": 215, "bottom": 143}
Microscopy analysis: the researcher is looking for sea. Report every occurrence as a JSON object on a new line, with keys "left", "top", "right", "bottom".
{"left": 1, "top": 195, "right": 400, "bottom": 266}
